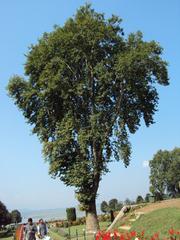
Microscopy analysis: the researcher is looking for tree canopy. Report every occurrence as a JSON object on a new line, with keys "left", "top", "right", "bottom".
{"left": 100, "top": 201, "right": 109, "bottom": 214}
{"left": 149, "top": 147, "right": 180, "bottom": 199}
{"left": 136, "top": 195, "right": 144, "bottom": 204}
{"left": 7, "top": 4, "right": 169, "bottom": 231}
{"left": 0, "top": 201, "right": 10, "bottom": 227}
{"left": 10, "top": 210, "right": 22, "bottom": 224}
{"left": 145, "top": 193, "right": 151, "bottom": 202}
{"left": 100, "top": 198, "right": 123, "bottom": 213}
{"left": 109, "top": 199, "right": 118, "bottom": 211}
{"left": 100, "top": 198, "right": 123, "bottom": 222}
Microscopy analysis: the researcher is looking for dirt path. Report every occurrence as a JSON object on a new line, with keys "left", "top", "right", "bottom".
{"left": 135, "top": 198, "right": 180, "bottom": 214}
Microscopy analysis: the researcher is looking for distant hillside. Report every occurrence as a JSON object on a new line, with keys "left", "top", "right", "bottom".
{"left": 21, "top": 204, "right": 102, "bottom": 223}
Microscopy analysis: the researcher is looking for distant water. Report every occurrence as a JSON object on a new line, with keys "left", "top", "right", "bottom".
{"left": 21, "top": 208, "right": 85, "bottom": 223}
{"left": 21, "top": 206, "right": 101, "bottom": 223}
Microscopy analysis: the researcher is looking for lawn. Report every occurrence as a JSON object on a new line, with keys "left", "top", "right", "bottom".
{"left": 49, "top": 230, "right": 61, "bottom": 240}
{"left": 131, "top": 207, "right": 180, "bottom": 238}
{"left": 0, "top": 230, "right": 14, "bottom": 240}
{"left": 49, "top": 221, "right": 110, "bottom": 240}
{"left": 66, "top": 221, "right": 110, "bottom": 235}
{"left": 1, "top": 237, "right": 13, "bottom": 240}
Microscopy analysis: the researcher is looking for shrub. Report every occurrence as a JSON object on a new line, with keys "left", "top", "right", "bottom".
{"left": 63, "top": 221, "right": 69, "bottom": 228}
{"left": 66, "top": 208, "right": 76, "bottom": 222}
{"left": 98, "top": 214, "right": 110, "bottom": 222}
{"left": 79, "top": 217, "right": 86, "bottom": 225}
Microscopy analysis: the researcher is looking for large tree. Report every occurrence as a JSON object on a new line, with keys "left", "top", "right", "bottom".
{"left": 10, "top": 210, "right": 22, "bottom": 224}
{"left": 7, "top": 5, "right": 169, "bottom": 232}
{"left": 149, "top": 148, "right": 180, "bottom": 199}
{"left": 0, "top": 201, "right": 10, "bottom": 227}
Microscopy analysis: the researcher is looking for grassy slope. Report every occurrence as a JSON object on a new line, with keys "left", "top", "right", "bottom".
{"left": 131, "top": 207, "right": 180, "bottom": 238}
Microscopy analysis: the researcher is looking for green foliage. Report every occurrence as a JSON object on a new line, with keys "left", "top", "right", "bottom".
{"left": 101, "top": 199, "right": 123, "bottom": 214}
{"left": 0, "top": 201, "right": 11, "bottom": 227}
{"left": 100, "top": 201, "right": 109, "bottom": 213}
{"left": 124, "top": 198, "right": 134, "bottom": 205}
{"left": 7, "top": 3, "right": 169, "bottom": 215}
{"left": 109, "top": 199, "right": 118, "bottom": 211}
{"left": 149, "top": 147, "right": 180, "bottom": 199}
{"left": 63, "top": 221, "right": 69, "bottom": 228}
{"left": 115, "top": 202, "right": 123, "bottom": 211}
{"left": 0, "top": 229, "right": 12, "bottom": 238}
{"left": 131, "top": 208, "right": 180, "bottom": 238}
{"left": 10, "top": 210, "right": 22, "bottom": 223}
{"left": 98, "top": 214, "right": 110, "bottom": 222}
{"left": 145, "top": 193, "right": 151, "bottom": 202}
{"left": 101, "top": 199, "right": 123, "bottom": 223}
{"left": 66, "top": 208, "right": 77, "bottom": 222}
{"left": 136, "top": 195, "right": 144, "bottom": 204}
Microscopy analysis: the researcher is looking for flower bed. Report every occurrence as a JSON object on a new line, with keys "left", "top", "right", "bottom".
{"left": 96, "top": 229, "right": 180, "bottom": 240}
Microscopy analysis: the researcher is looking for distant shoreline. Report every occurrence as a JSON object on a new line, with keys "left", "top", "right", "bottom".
{"left": 21, "top": 207, "right": 101, "bottom": 223}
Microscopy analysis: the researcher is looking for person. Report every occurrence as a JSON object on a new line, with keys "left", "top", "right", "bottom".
{"left": 24, "top": 218, "right": 37, "bottom": 240}
{"left": 37, "top": 219, "right": 48, "bottom": 239}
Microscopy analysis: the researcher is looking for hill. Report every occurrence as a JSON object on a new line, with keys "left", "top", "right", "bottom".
{"left": 131, "top": 207, "right": 180, "bottom": 238}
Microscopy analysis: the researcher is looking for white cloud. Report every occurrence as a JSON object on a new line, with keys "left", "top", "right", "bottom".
{"left": 143, "top": 160, "right": 149, "bottom": 168}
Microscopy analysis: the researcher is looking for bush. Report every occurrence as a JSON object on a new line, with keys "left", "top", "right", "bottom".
{"left": 66, "top": 208, "right": 76, "bottom": 222}
{"left": 0, "top": 230, "right": 8, "bottom": 238}
{"left": 55, "top": 222, "right": 64, "bottom": 228}
{"left": 79, "top": 217, "right": 86, "bottom": 225}
{"left": 98, "top": 214, "right": 110, "bottom": 222}
{"left": 71, "top": 219, "right": 81, "bottom": 226}
{"left": 63, "top": 221, "right": 69, "bottom": 228}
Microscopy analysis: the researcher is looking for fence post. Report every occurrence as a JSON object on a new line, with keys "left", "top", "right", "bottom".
{"left": 68, "top": 226, "right": 71, "bottom": 240}
{"left": 83, "top": 229, "right": 86, "bottom": 240}
{"left": 76, "top": 229, "right": 78, "bottom": 240}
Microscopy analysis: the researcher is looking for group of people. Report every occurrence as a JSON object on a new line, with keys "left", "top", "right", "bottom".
{"left": 24, "top": 218, "right": 49, "bottom": 240}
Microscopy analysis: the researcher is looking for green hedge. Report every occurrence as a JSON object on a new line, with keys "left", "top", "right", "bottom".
{"left": 66, "top": 208, "right": 76, "bottom": 222}
{"left": 0, "top": 229, "right": 12, "bottom": 238}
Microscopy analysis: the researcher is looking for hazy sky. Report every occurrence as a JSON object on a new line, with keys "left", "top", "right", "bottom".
{"left": 0, "top": 0, "right": 179, "bottom": 211}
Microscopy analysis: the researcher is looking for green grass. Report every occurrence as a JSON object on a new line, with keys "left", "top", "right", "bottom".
{"left": 0, "top": 237, "right": 13, "bottom": 240}
{"left": 0, "top": 230, "right": 14, "bottom": 240}
{"left": 49, "top": 230, "right": 62, "bottom": 240}
{"left": 49, "top": 221, "right": 110, "bottom": 240}
{"left": 131, "top": 207, "right": 180, "bottom": 238}
{"left": 67, "top": 221, "right": 110, "bottom": 235}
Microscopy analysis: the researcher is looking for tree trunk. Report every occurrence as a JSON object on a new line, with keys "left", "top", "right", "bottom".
{"left": 110, "top": 210, "right": 114, "bottom": 223}
{"left": 85, "top": 199, "right": 100, "bottom": 233}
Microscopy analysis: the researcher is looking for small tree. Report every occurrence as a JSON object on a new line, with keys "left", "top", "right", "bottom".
{"left": 136, "top": 195, "right": 144, "bottom": 204}
{"left": 109, "top": 199, "right": 118, "bottom": 211}
{"left": 101, "top": 199, "right": 122, "bottom": 222}
{"left": 109, "top": 199, "right": 118, "bottom": 222}
{"left": 124, "top": 198, "right": 132, "bottom": 205}
{"left": 10, "top": 210, "right": 22, "bottom": 224}
{"left": 66, "top": 208, "right": 76, "bottom": 222}
{"left": 100, "top": 201, "right": 109, "bottom": 214}
{"left": 115, "top": 202, "right": 123, "bottom": 211}
{"left": 145, "top": 193, "right": 151, "bottom": 202}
